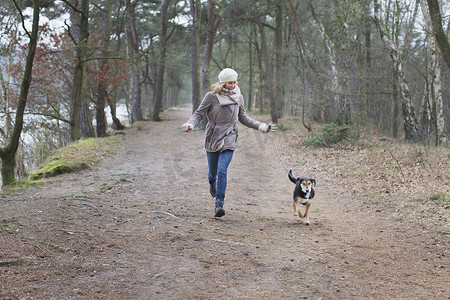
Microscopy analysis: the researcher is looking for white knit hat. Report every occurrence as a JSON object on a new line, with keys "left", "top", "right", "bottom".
{"left": 218, "top": 68, "right": 238, "bottom": 83}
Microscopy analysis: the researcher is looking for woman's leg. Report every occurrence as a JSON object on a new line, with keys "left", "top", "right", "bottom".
{"left": 215, "top": 150, "right": 234, "bottom": 212}
{"left": 206, "top": 151, "right": 219, "bottom": 188}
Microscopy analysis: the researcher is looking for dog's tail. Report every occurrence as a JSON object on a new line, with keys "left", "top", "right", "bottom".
{"left": 288, "top": 169, "right": 297, "bottom": 184}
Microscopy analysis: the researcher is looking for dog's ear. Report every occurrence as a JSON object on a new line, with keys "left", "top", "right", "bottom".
{"left": 311, "top": 179, "right": 316, "bottom": 186}
{"left": 288, "top": 169, "right": 297, "bottom": 184}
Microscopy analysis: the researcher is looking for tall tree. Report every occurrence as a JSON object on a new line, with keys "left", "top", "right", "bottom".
{"left": 426, "top": 0, "right": 450, "bottom": 69}
{"left": 65, "top": 0, "right": 91, "bottom": 141}
{"left": 310, "top": 1, "right": 349, "bottom": 125}
{"left": 152, "top": 0, "right": 171, "bottom": 121}
{"left": 0, "top": 0, "right": 39, "bottom": 186}
{"left": 95, "top": 1, "right": 113, "bottom": 137}
{"left": 201, "top": 0, "right": 222, "bottom": 98}
{"left": 372, "top": 0, "right": 419, "bottom": 141}
{"left": 126, "top": 0, "right": 143, "bottom": 123}
{"left": 257, "top": 21, "right": 278, "bottom": 124}
{"left": 274, "top": 1, "right": 284, "bottom": 118}
{"left": 190, "top": 0, "right": 201, "bottom": 113}
{"left": 421, "top": 0, "right": 446, "bottom": 145}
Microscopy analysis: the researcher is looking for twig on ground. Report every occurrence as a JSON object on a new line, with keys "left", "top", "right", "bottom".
{"left": 389, "top": 150, "right": 405, "bottom": 182}
{"left": 149, "top": 211, "right": 179, "bottom": 219}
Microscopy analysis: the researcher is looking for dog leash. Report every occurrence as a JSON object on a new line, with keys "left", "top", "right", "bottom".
{"left": 268, "top": 124, "right": 291, "bottom": 176}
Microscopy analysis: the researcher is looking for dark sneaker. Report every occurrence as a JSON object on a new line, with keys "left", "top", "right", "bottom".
{"left": 210, "top": 182, "right": 216, "bottom": 198}
{"left": 214, "top": 208, "right": 225, "bottom": 218}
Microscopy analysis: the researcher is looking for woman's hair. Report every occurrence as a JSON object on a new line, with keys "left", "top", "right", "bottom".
{"left": 210, "top": 81, "right": 239, "bottom": 94}
{"left": 211, "top": 82, "right": 226, "bottom": 94}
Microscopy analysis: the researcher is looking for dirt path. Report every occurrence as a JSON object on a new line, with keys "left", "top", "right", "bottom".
{"left": 1, "top": 106, "right": 448, "bottom": 299}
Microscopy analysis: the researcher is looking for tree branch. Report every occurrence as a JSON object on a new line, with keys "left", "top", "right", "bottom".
{"left": 25, "top": 112, "right": 71, "bottom": 124}
{"left": 12, "top": 0, "right": 31, "bottom": 38}
{"left": 61, "top": 0, "right": 84, "bottom": 14}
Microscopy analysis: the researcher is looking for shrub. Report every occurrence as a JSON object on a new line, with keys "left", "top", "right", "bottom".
{"left": 303, "top": 123, "right": 357, "bottom": 147}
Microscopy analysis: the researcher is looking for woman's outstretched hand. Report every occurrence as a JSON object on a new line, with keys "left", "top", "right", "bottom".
{"left": 181, "top": 123, "right": 193, "bottom": 132}
{"left": 266, "top": 124, "right": 277, "bottom": 133}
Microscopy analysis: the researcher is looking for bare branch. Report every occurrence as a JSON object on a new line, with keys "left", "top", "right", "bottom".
{"left": 12, "top": 0, "right": 31, "bottom": 38}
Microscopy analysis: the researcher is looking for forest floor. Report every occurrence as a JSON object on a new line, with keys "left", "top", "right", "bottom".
{"left": 0, "top": 105, "right": 449, "bottom": 299}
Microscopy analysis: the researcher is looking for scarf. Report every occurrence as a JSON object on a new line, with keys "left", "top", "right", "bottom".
{"left": 217, "top": 86, "right": 241, "bottom": 106}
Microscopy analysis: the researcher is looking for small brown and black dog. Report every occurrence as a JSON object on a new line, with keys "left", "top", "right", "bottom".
{"left": 288, "top": 169, "right": 316, "bottom": 225}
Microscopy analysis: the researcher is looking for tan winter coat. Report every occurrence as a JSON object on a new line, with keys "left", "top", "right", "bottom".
{"left": 186, "top": 90, "right": 267, "bottom": 152}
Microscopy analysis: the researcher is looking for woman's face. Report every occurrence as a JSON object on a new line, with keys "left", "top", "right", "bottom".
{"left": 224, "top": 81, "right": 236, "bottom": 90}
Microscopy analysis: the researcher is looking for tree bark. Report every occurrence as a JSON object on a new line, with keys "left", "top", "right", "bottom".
{"left": 426, "top": 0, "right": 450, "bottom": 69}
{"left": 126, "top": 0, "right": 143, "bottom": 123}
{"left": 152, "top": 0, "right": 171, "bottom": 121}
{"left": 309, "top": 1, "right": 348, "bottom": 125}
{"left": 80, "top": 98, "right": 94, "bottom": 138}
{"left": 247, "top": 26, "right": 253, "bottom": 111}
{"left": 68, "top": 0, "right": 90, "bottom": 141}
{"left": 421, "top": 0, "right": 446, "bottom": 145}
{"left": 96, "top": 1, "right": 113, "bottom": 137}
{"left": 0, "top": 0, "right": 39, "bottom": 186}
{"left": 201, "top": 0, "right": 221, "bottom": 98}
{"left": 257, "top": 21, "right": 277, "bottom": 124}
{"left": 372, "top": 1, "right": 419, "bottom": 141}
{"left": 274, "top": 2, "right": 283, "bottom": 118}
{"left": 0, "top": 25, "right": 17, "bottom": 140}
{"left": 106, "top": 91, "right": 125, "bottom": 130}
{"left": 190, "top": 0, "right": 201, "bottom": 113}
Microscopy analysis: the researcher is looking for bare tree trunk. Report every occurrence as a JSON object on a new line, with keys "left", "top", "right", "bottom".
{"left": 363, "top": 1, "right": 372, "bottom": 127}
{"left": 96, "top": 1, "right": 113, "bottom": 137}
{"left": 372, "top": 0, "right": 419, "bottom": 141}
{"left": 421, "top": 0, "right": 446, "bottom": 145}
{"left": 68, "top": 0, "right": 90, "bottom": 141}
{"left": 126, "top": 0, "right": 143, "bottom": 123}
{"left": 426, "top": 0, "right": 450, "bottom": 69}
{"left": 201, "top": 0, "right": 221, "bottom": 98}
{"left": 392, "top": 64, "right": 400, "bottom": 138}
{"left": 248, "top": 26, "right": 253, "bottom": 111}
{"left": 288, "top": 0, "right": 325, "bottom": 125}
{"left": 274, "top": 2, "right": 283, "bottom": 118}
{"left": 257, "top": 21, "right": 277, "bottom": 124}
{"left": 152, "top": 0, "right": 171, "bottom": 121}
{"left": 0, "top": 25, "right": 17, "bottom": 140}
{"left": 253, "top": 28, "right": 264, "bottom": 113}
{"left": 80, "top": 99, "right": 94, "bottom": 137}
{"left": 190, "top": 0, "right": 201, "bottom": 113}
{"left": 288, "top": 0, "right": 316, "bottom": 71}
{"left": 309, "top": 1, "right": 348, "bottom": 125}
{"left": 0, "top": 0, "right": 39, "bottom": 186}
{"left": 106, "top": 91, "right": 125, "bottom": 130}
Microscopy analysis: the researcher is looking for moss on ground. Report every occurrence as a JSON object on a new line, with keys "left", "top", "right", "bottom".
{"left": 31, "top": 136, "right": 123, "bottom": 181}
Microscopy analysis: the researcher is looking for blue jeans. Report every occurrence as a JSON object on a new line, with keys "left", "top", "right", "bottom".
{"left": 207, "top": 150, "right": 234, "bottom": 210}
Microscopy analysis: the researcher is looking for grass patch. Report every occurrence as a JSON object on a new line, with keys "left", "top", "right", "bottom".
{"left": 100, "top": 178, "right": 131, "bottom": 190}
{"left": 412, "top": 193, "right": 450, "bottom": 204}
{"left": 2, "top": 180, "right": 44, "bottom": 194}
{"left": 303, "top": 123, "right": 358, "bottom": 147}
{"left": 276, "top": 124, "right": 294, "bottom": 131}
{"left": 26, "top": 237, "right": 64, "bottom": 253}
{"left": 1, "top": 224, "right": 15, "bottom": 234}
{"left": 1, "top": 218, "right": 26, "bottom": 234}
{"left": 31, "top": 135, "right": 123, "bottom": 181}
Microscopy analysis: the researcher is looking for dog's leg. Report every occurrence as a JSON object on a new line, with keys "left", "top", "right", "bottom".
{"left": 292, "top": 199, "right": 297, "bottom": 216}
{"left": 303, "top": 202, "right": 311, "bottom": 225}
{"left": 296, "top": 202, "right": 304, "bottom": 219}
